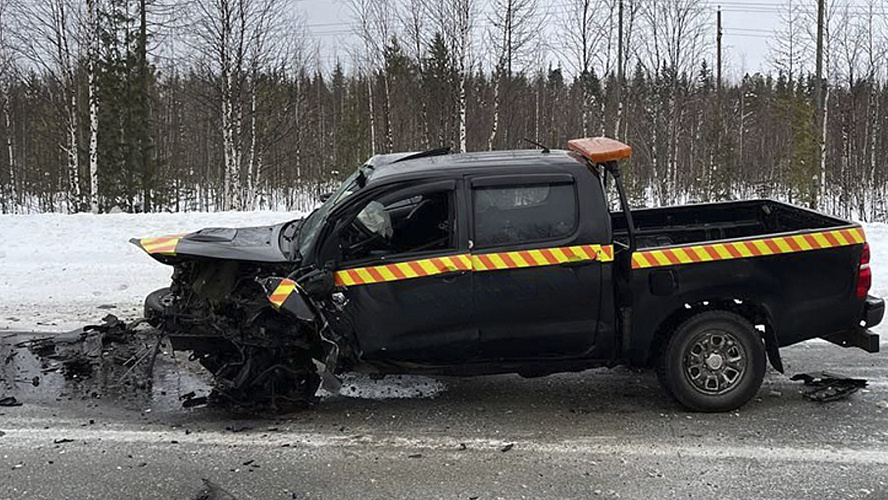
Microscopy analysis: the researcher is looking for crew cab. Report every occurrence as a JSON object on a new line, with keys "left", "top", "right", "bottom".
{"left": 134, "top": 137, "right": 884, "bottom": 412}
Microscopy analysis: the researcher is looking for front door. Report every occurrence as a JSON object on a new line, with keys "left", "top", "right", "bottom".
{"left": 470, "top": 173, "right": 605, "bottom": 360}
{"left": 331, "top": 180, "right": 476, "bottom": 364}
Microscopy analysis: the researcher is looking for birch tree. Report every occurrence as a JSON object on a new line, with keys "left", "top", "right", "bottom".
{"left": 86, "top": 0, "right": 99, "bottom": 213}
{"left": 188, "top": 0, "right": 294, "bottom": 210}
{"left": 402, "top": 0, "right": 430, "bottom": 149}
{"left": 559, "top": 0, "right": 612, "bottom": 136}
{"left": 13, "top": 0, "right": 86, "bottom": 211}
{"left": 427, "top": 0, "right": 476, "bottom": 153}
{"left": 638, "top": 0, "right": 709, "bottom": 204}
{"left": 347, "top": 0, "right": 396, "bottom": 154}
{"left": 768, "top": 0, "right": 811, "bottom": 83}
{"left": 0, "top": 0, "right": 15, "bottom": 212}
{"left": 486, "top": 0, "right": 542, "bottom": 150}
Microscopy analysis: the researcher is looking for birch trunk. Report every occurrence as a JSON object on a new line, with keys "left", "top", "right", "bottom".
{"left": 3, "top": 93, "right": 15, "bottom": 212}
{"left": 457, "top": 1, "right": 469, "bottom": 153}
{"left": 383, "top": 73, "right": 393, "bottom": 153}
{"left": 66, "top": 89, "right": 81, "bottom": 211}
{"left": 247, "top": 75, "right": 259, "bottom": 209}
{"left": 222, "top": 67, "right": 241, "bottom": 211}
{"left": 487, "top": 72, "right": 500, "bottom": 150}
{"left": 86, "top": 0, "right": 98, "bottom": 213}
{"left": 367, "top": 72, "right": 377, "bottom": 155}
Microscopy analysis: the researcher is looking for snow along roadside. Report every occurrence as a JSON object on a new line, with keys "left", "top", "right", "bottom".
{"left": 0, "top": 211, "right": 304, "bottom": 330}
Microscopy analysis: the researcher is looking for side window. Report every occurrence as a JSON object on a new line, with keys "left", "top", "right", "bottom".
{"left": 340, "top": 189, "right": 455, "bottom": 262}
{"left": 473, "top": 182, "right": 577, "bottom": 247}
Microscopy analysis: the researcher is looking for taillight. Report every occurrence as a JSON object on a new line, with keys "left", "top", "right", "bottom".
{"left": 856, "top": 243, "right": 871, "bottom": 299}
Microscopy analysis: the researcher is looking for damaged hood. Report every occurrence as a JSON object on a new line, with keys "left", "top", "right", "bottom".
{"left": 131, "top": 221, "right": 302, "bottom": 264}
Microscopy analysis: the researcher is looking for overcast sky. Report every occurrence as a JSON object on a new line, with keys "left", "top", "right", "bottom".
{"left": 297, "top": 0, "right": 801, "bottom": 81}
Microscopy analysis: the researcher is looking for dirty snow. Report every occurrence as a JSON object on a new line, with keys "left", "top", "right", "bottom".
{"left": 320, "top": 373, "right": 447, "bottom": 399}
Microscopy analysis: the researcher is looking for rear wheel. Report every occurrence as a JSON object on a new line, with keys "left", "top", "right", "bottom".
{"left": 657, "top": 311, "right": 766, "bottom": 412}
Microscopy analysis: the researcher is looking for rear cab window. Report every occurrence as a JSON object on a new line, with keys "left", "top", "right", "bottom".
{"left": 472, "top": 177, "right": 578, "bottom": 248}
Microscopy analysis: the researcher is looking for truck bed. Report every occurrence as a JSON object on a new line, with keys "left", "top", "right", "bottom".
{"left": 611, "top": 199, "right": 849, "bottom": 249}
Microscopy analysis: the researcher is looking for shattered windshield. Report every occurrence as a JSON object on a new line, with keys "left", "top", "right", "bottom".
{"left": 296, "top": 169, "right": 363, "bottom": 257}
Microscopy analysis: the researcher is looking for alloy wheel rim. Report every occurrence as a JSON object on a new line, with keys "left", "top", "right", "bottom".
{"left": 683, "top": 329, "right": 747, "bottom": 395}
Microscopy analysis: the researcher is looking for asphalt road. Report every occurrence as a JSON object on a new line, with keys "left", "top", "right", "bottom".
{"left": 1, "top": 332, "right": 888, "bottom": 500}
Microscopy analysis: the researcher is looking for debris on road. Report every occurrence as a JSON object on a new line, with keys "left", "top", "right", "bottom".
{"left": 876, "top": 400, "right": 888, "bottom": 409}
{"left": 501, "top": 443, "right": 514, "bottom": 452}
{"left": 0, "top": 396, "right": 22, "bottom": 406}
{"left": 225, "top": 423, "right": 253, "bottom": 433}
{"left": 790, "top": 372, "right": 868, "bottom": 402}
{"left": 181, "top": 391, "right": 209, "bottom": 408}
{"left": 7, "top": 315, "right": 167, "bottom": 407}
{"left": 192, "top": 479, "right": 238, "bottom": 500}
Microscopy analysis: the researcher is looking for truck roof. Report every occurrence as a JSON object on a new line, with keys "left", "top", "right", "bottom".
{"left": 364, "top": 149, "right": 586, "bottom": 185}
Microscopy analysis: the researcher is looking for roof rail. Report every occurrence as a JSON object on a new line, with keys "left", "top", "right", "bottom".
{"left": 567, "top": 137, "right": 631, "bottom": 164}
{"left": 391, "top": 147, "right": 452, "bottom": 164}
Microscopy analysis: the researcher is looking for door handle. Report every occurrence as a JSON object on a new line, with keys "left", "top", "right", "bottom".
{"left": 439, "top": 269, "right": 468, "bottom": 282}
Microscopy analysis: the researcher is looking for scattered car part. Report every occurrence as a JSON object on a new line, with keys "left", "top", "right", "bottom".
{"left": 790, "top": 372, "right": 868, "bottom": 402}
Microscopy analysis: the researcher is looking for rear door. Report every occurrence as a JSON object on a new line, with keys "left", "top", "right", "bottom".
{"left": 330, "top": 180, "right": 476, "bottom": 364}
{"left": 470, "top": 173, "right": 605, "bottom": 360}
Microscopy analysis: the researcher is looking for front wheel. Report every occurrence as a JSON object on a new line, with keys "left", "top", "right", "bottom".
{"left": 657, "top": 311, "right": 766, "bottom": 412}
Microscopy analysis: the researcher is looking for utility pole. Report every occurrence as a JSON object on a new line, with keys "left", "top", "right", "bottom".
{"left": 716, "top": 6, "right": 722, "bottom": 92}
{"left": 615, "top": 0, "right": 624, "bottom": 139}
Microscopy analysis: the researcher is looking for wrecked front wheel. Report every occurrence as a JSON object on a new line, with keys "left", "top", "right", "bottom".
{"left": 198, "top": 346, "right": 320, "bottom": 411}
{"left": 144, "top": 287, "right": 174, "bottom": 327}
{"left": 658, "top": 311, "right": 766, "bottom": 412}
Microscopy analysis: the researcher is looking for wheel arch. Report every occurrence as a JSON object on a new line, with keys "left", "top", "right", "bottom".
{"left": 645, "top": 297, "right": 783, "bottom": 373}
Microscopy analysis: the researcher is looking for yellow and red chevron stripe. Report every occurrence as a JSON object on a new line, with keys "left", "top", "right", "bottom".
{"left": 268, "top": 278, "right": 296, "bottom": 308}
{"left": 472, "top": 244, "right": 612, "bottom": 271}
{"left": 631, "top": 226, "right": 866, "bottom": 269}
{"left": 334, "top": 254, "right": 473, "bottom": 287}
{"left": 334, "top": 244, "right": 613, "bottom": 287}
{"left": 138, "top": 234, "right": 184, "bottom": 255}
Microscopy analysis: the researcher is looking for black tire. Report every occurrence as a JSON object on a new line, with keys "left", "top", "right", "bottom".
{"left": 144, "top": 287, "right": 173, "bottom": 326}
{"left": 657, "top": 311, "right": 766, "bottom": 412}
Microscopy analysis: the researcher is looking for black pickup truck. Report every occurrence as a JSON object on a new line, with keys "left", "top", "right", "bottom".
{"left": 134, "top": 137, "right": 884, "bottom": 412}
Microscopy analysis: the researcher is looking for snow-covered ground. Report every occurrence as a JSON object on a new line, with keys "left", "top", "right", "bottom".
{"left": 2, "top": 212, "right": 887, "bottom": 331}
{"left": 0, "top": 211, "right": 304, "bottom": 330}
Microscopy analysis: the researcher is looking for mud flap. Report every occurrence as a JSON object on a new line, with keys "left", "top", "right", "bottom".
{"left": 762, "top": 324, "right": 784, "bottom": 374}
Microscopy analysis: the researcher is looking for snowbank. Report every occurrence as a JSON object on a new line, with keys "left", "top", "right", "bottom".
{"left": 0, "top": 211, "right": 303, "bottom": 330}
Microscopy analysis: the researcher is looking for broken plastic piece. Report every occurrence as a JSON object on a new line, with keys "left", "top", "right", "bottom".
{"left": 790, "top": 372, "right": 867, "bottom": 402}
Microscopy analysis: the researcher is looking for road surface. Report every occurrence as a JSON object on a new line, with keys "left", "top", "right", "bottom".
{"left": 1, "top": 332, "right": 887, "bottom": 499}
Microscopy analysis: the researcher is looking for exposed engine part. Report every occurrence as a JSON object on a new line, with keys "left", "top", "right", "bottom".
{"left": 146, "top": 260, "right": 338, "bottom": 409}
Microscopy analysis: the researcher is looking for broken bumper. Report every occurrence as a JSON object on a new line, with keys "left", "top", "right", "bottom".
{"left": 821, "top": 295, "right": 883, "bottom": 353}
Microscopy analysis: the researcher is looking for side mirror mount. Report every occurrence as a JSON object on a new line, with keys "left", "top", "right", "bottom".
{"left": 319, "top": 192, "right": 333, "bottom": 203}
